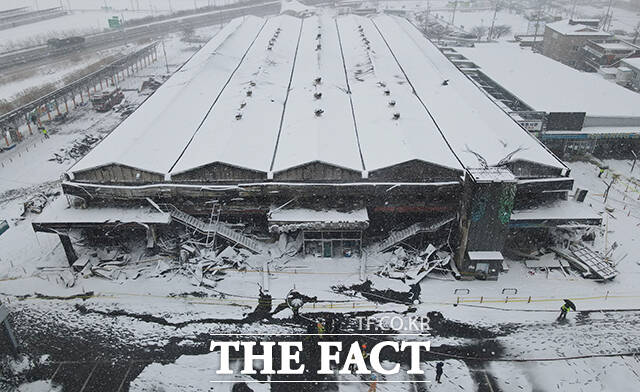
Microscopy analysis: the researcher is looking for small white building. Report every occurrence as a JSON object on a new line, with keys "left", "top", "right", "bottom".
{"left": 620, "top": 58, "right": 640, "bottom": 91}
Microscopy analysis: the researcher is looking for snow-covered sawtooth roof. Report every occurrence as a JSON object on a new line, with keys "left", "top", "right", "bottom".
{"left": 70, "top": 14, "right": 566, "bottom": 182}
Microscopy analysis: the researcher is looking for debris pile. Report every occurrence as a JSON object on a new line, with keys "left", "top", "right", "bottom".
{"left": 179, "top": 245, "right": 255, "bottom": 288}
{"left": 49, "top": 134, "right": 101, "bottom": 163}
{"left": 507, "top": 226, "right": 620, "bottom": 280}
{"left": 72, "top": 249, "right": 132, "bottom": 280}
{"left": 377, "top": 245, "right": 452, "bottom": 283}
{"left": 138, "top": 78, "right": 163, "bottom": 96}
{"left": 20, "top": 193, "right": 51, "bottom": 216}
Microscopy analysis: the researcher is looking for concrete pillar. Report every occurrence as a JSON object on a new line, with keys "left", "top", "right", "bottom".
{"left": 59, "top": 234, "right": 78, "bottom": 266}
{"left": 455, "top": 168, "right": 517, "bottom": 280}
{"left": 27, "top": 121, "right": 32, "bottom": 135}
{"left": 64, "top": 99, "right": 69, "bottom": 113}
{"left": 146, "top": 225, "right": 156, "bottom": 249}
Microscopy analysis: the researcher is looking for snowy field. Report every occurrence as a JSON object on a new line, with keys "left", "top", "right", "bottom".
{"left": 574, "top": 3, "right": 640, "bottom": 33}
{"left": 0, "top": 0, "right": 245, "bottom": 51}
{"left": 0, "top": 44, "right": 139, "bottom": 102}
{"left": 1, "top": 0, "right": 243, "bottom": 13}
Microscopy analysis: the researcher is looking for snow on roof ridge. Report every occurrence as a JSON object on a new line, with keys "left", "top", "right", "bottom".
{"left": 456, "top": 42, "right": 640, "bottom": 118}
{"left": 70, "top": 16, "right": 265, "bottom": 176}
{"left": 335, "top": 14, "right": 463, "bottom": 173}
{"left": 270, "top": 13, "right": 364, "bottom": 173}
{"left": 170, "top": 14, "right": 303, "bottom": 175}
{"left": 372, "top": 14, "right": 565, "bottom": 171}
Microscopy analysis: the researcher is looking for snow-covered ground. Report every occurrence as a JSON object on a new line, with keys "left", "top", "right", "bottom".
{"left": 433, "top": 8, "right": 532, "bottom": 38}
{"left": 0, "top": 0, "right": 244, "bottom": 51}
{"left": 574, "top": 3, "right": 640, "bottom": 33}
{"left": 0, "top": 44, "right": 140, "bottom": 102}
{"left": 1, "top": 0, "right": 243, "bottom": 13}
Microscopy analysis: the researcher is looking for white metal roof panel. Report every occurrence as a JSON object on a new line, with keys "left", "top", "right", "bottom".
{"left": 456, "top": 43, "right": 640, "bottom": 118}
{"left": 271, "top": 13, "right": 364, "bottom": 174}
{"left": 372, "top": 15, "right": 565, "bottom": 171}
{"left": 70, "top": 16, "right": 266, "bottom": 176}
{"left": 336, "top": 15, "right": 463, "bottom": 173}
{"left": 171, "top": 15, "right": 303, "bottom": 175}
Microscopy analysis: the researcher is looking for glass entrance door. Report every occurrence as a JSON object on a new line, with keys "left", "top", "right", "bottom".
{"left": 323, "top": 241, "right": 332, "bottom": 258}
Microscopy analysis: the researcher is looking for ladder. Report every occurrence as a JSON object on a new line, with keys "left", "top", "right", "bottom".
{"left": 156, "top": 203, "right": 266, "bottom": 254}
{"left": 371, "top": 215, "right": 456, "bottom": 254}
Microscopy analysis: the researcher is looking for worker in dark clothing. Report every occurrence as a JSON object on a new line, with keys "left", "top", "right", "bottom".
{"left": 435, "top": 362, "right": 444, "bottom": 383}
{"left": 558, "top": 303, "right": 571, "bottom": 320}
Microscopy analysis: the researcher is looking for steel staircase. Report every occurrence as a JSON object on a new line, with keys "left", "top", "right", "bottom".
{"left": 157, "top": 203, "right": 266, "bottom": 254}
{"left": 371, "top": 215, "right": 456, "bottom": 254}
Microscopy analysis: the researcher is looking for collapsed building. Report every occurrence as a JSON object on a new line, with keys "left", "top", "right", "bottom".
{"left": 33, "top": 14, "right": 601, "bottom": 280}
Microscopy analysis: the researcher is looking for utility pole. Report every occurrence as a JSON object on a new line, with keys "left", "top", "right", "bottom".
{"left": 489, "top": 0, "right": 499, "bottom": 41}
{"left": 531, "top": 0, "right": 544, "bottom": 52}
{"left": 426, "top": 0, "right": 431, "bottom": 28}
{"left": 450, "top": 0, "right": 458, "bottom": 27}
{"left": 162, "top": 39, "right": 170, "bottom": 74}
{"left": 570, "top": 0, "right": 578, "bottom": 20}
{"left": 603, "top": 0, "right": 613, "bottom": 31}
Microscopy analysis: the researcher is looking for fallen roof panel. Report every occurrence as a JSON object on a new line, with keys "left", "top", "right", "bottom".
{"left": 33, "top": 198, "right": 171, "bottom": 227}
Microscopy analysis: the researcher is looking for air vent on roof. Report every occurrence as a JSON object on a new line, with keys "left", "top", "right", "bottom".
{"left": 383, "top": 89, "right": 390, "bottom": 95}
{"left": 249, "top": 81, "right": 256, "bottom": 87}
{"left": 314, "top": 92, "right": 322, "bottom": 99}
{"left": 314, "top": 77, "right": 322, "bottom": 85}
{"left": 316, "top": 44, "right": 321, "bottom": 51}
{"left": 235, "top": 113, "right": 243, "bottom": 120}
{"left": 315, "top": 108, "right": 324, "bottom": 117}
{"left": 393, "top": 112, "right": 400, "bottom": 120}
{"left": 316, "top": 33, "right": 321, "bottom": 39}
{"left": 388, "top": 100, "right": 396, "bottom": 107}
{"left": 246, "top": 90, "right": 253, "bottom": 97}
{"left": 240, "top": 102, "right": 246, "bottom": 109}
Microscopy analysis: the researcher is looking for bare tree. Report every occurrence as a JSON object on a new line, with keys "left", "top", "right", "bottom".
{"left": 490, "top": 24, "right": 512, "bottom": 39}
{"left": 470, "top": 25, "right": 489, "bottom": 41}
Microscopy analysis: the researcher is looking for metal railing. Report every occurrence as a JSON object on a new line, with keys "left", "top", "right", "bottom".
{"left": 158, "top": 203, "right": 266, "bottom": 254}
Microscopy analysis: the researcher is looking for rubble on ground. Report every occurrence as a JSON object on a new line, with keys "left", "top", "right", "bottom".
{"left": 49, "top": 134, "right": 101, "bottom": 163}
{"left": 20, "top": 192, "right": 53, "bottom": 216}
{"left": 377, "top": 244, "right": 452, "bottom": 283}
